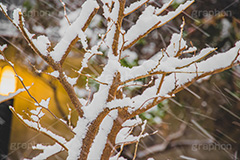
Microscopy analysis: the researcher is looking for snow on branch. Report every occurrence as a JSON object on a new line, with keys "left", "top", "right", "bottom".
{"left": 2, "top": 7, "right": 53, "bottom": 61}
{"left": 0, "top": 2, "right": 7, "bottom": 13}
{"left": 157, "top": 0, "right": 194, "bottom": 27}
{"left": 110, "top": 155, "right": 127, "bottom": 160}
{"left": 88, "top": 110, "right": 118, "bottom": 159}
{"left": 2, "top": 0, "right": 240, "bottom": 159}
{"left": 2, "top": 7, "right": 52, "bottom": 59}
{"left": 9, "top": 106, "right": 68, "bottom": 151}
{"left": 133, "top": 42, "right": 240, "bottom": 111}
{"left": 0, "top": 6, "right": 86, "bottom": 116}
{"left": 31, "top": 36, "right": 51, "bottom": 56}
{"left": 30, "top": 143, "right": 63, "bottom": 160}
{"left": 115, "top": 119, "right": 149, "bottom": 160}
{"left": 123, "top": 5, "right": 161, "bottom": 49}
{"left": 0, "top": 87, "right": 28, "bottom": 103}
{"left": 102, "top": 0, "right": 126, "bottom": 57}
{"left": 124, "top": 0, "right": 149, "bottom": 16}
{"left": 155, "top": 0, "right": 174, "bottom": 15}
{"left": 123, "top": 0, "right": 194, "bottom": 50}
{"left": 0, "top": 44, "right": 7, "bottom": 52}
{"left": 51, "top": 0, "right": 99, "bottom": 62}
{"left": 106, "top": 39, "right": 240, "bottom": 114}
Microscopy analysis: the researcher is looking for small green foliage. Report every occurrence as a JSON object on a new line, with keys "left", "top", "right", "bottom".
{"left": 172, "top": 1, "right": 181, "bottom": 9}
{"left": 23, "top": 0, "right": 33, "bottom": 12}
{"left": 120, "top": 58, "right": 138, "bottom": 68}
{"left": 120, "top": 58, "right": 130, "bottom": 67}
{"left": 136, "top": 38, "right": 147, "bottom": 45}
{"left": 88, "top": 77, "right": 100, "bottom": 91}
{"left": 140, "top": 102, "right": 167, "bottom": 124}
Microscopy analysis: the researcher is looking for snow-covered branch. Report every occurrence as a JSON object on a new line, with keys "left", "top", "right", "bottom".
{"left": 124, "top": 0, "right": 149, "bottom": 16}
{"left": 1, "top": 0, "right": 240, "bottom": 159}
{"left": 123, "top": 0, "right": 194, "bottom": 50}
{"left": 53, "top": 0, "right": 99, "bottom": 63}
{"left": 9, "top": 106, "right": 68, "bottom": 151}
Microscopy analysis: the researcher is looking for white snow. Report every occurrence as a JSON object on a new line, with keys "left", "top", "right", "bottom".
{"left": 157, "top": 0, "right": 194, "bottom": 27}
{"left": 104, "top": 0, "right": 121, "bottom": 50}
{"left": 179, "top": 155, "right": 197, "bottom": 160}
{"left": 67, "top": 76, "right": 78, "bottom": 86}
{"left": 116, "top": 120, "right": 148, "bottom": 145}
{"left": 50, "top": 0, "right": 99, "bottom": 61}
{"left": 124, "top": 0, "right": 149, "bottom": 15}
{"left": 182, "top": 46, "right": 197, "bottom": 54}
{"left": 30, "top": 115, "right": 39, "bottom": 122}
{"left": 0, "top": 3, "right": 7, "bottom": 13}
{"left": 104, "top": 40, "right": 240, "bottom": 113}
{"left": 124, "top": 6, "right": 161, "bottom": 47}
{"left": 11, "top": 106, "right": 67, "bottom": 147}
{"left": 66, "top": 118, "right": 89, "bottom": 160}
{"left": 220, "top": 18, "right": 231, "bottom": 39}
{"left": 30, "top": 107, "right": 41, "bottom": 115}
{"left": 80, "top": 51, "right": 93, "bottom": 69}
{"left": 155, "top": 0, "right": 174, "bottom": 15}
{"left": 105, "top": 21, "right": 116, "bottom": 48}
{"left": 165, "top": 33, "right": 187, "bottom": 57}
{"left": 0, "top": 55, "right": 4, "bottom": 60}
{"left": 121, "top": 50, "right": 138, "bottom": 63}
{"left": 78, "top": 30, "right": 88, "bottom": 50}
{"left": 39, "top": 98, "right": 51, "bottom": 108}
{"left": 50, "top": 71, "right": 59, "bottom": 77}
{"left": 0, "top": 44, "right": 7, "bottom": 52}
{"left": 32, "top": 35, "right": 51, "bottom": 56}
{"left": 24, "top": 27, "right": 35, "bottom": 39}
{"left": 30, "top": 107, "right": 45, "bottom": 121}
{"left": 13, "top": 8, "right": 22, "bottom": 26}
{"left": 101, "top": 0, "right": 112, "bottom": 19}
{"left": 0, "top": 87, "right": 29, "bottom": 103}
{"left": 74, "top": 87, "right": 89, "bottom": 97}
{"left": 59, "top": 9, "right": 81, "bottom": 37}
{"left": 88, "top": 110, "right": 118, "bottom": 159}
{"left": 5, "top": 0, "right": 240, "bottom": 160}
{"left": 122, "top": 115, "right": 142, "bottom": 127}
{"left": 32, "top": 144, "right": 62, "bottom": 160}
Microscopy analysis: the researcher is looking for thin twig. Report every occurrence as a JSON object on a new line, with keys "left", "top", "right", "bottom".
{"left": 73, "top": 69, "right": 108, "bottom": 85}
{"left": 9, "top": 106, "right": 68, "bottom": 151}
{"left": 133, "top": 121, "right": 147, "bottom": 160}
{"left": 0, "top": 51, "right": 76, "bottom": 135}
{"left": 59, "top": 0, "right": 71, "bottom": 25}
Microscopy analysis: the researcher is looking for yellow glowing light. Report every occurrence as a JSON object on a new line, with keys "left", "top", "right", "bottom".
{"left": 0, "top": 66, "right": 17, "bottom": 96}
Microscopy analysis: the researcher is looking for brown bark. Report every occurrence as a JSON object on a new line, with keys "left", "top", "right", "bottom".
{"left": 101, "top": 109, "right": 130, "bottom": 160}
{"left": 78, "top": 109, "right": 110, "bottom": 160}
{"left": 107, "top": 72, "right": 122, "bottom": 101}
{"left": 111, "top": 0, "right": 126, "bottom": 56}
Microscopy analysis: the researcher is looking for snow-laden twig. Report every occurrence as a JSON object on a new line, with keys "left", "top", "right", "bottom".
{"left": 58, "top": 0, "right": 71, "bottom": 25}
{"left": 10, "top": 106, "right": 68, "bottom": 151}
{"left": 1, "top": 0, "right": 240, "bottom": 159}
{"left": 0, "top": 49, "right": 76, "bottom": 135}
{"left": 53, "top": 0, "right": 99, "bottom": 63}
{"left": 0, "top": 87, "right": 28, "bottom": 103}
{"left": 105, "top": 40, "right": 240, "bottom": 115}
{"left": 124, "top": 0, "right": 149, "bottom": 16}
{"left": 30, "top": 143, "right": 63, "bottom": 160}
{"left": 155, "top": 0, "right": 174, "bottom": 16}
{"left": 124, "top": 5, "right": 161, "bottom": 49}
{"left": 123, "top": 0, "right": 195, "bottom": 50}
